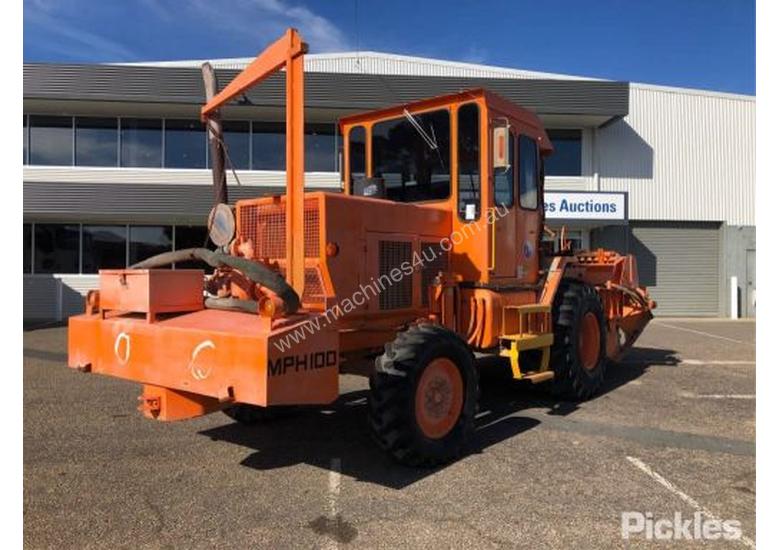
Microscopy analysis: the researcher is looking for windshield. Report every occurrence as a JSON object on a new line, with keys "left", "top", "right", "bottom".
{"left": 370, "top": 108, "right": 451, "bottom": 203}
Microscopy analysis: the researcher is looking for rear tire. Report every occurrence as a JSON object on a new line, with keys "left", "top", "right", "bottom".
{"left": 548, "top": 281, "right": 607, "bottom": 400}
{"left": 369, "top": 324, "right": 478, "bottom": 467}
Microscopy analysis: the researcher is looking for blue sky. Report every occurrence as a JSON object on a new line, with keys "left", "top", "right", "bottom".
{"left": 24, "top": 0, "right": 755, "bottom": 94}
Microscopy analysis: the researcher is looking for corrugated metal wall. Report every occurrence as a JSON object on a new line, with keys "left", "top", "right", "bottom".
{"left": 23, "top": 168, "right": 340, "bottom": 224}
{"left": 597, "top": 85, "right": 755, "bottom": 226}
{"left": 23, "top": 166, "right": 340, "bottom": 188}
{"left": 24, "top": 182, "right": 332, "bottom": 224}
{"left": 303, "top": 53, "right": 581, "bottom": 80}
{"left": 25, "top": 64, "right": 628, "bottom": 116}
{"left": 24, "top": 276, "right": 58, "bottom": 321}
{"left": 138, "top": 52, "right": 588, "bottom": 80}
{"left": 23, "top": 275, "right": 100, "bottom": 322}
{"left": 592, "top": 222, "right": 722, "bottom": 316}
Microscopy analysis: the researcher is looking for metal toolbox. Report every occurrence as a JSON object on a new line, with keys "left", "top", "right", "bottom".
{"left": 98, "top": 269, "right": 204, "bottom": 321}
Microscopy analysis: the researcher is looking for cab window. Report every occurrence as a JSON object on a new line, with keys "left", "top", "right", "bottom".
{"left": 493, "top": 132, "right": 514, "bottom": 208}
{"left": 348, "top": 126, "right": 366, "bottom": 187}
{"left": 371, "top": 109, "right": 450, "bottom": 203}
{"left": 519, "top": 135, "right": 539, "bottom": 210}
{"left": 457, "top": 103, "right": 481, "bottom": 220}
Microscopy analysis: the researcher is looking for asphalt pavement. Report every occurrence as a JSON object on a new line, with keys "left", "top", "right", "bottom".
{"left": 23, "top": 319, "right": 756, "bottom": 549}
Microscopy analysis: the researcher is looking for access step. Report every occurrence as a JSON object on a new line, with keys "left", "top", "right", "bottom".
{"left": 499, "top": 303, "right": 554, "bottom": 381}
{"left": 499, "top": 333, "right": 554, "bottom": 347}
{"left": 522, "top": 371, "right": 554, "bottom": 384}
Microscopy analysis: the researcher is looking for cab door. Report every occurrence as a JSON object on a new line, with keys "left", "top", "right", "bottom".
{"left": 491, "top": 128, "right": 517, "bottom": 278}
{"left": 516, "top": 134, "right": 542, "bottom": 284}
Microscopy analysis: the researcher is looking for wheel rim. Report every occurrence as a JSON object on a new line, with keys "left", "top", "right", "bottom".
{"left": 414, "top": 358, "right": 464, "bottom": 439}
{"left": 578, "top": 312, "right": 601, "bottom": 371}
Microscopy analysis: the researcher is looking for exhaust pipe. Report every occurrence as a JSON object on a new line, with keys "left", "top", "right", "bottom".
{"left": 201, "top": 62, "right": 227, "bottom": 205}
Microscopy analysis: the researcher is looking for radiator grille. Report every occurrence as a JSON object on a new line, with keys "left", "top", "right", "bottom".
{"left": 378, "top": 240, "right": 413, "bottom": 310}
{"left": 237, "top": 199, "right": 320, "bottom": 259}
{"left": 237, "top": 198, "right": 325, "bottom": 308}
{"left": 421, "top": 242, "right": 449, "bottom": 306}
{"left": 274, "top": 266, "right": 327, "bottom": 307}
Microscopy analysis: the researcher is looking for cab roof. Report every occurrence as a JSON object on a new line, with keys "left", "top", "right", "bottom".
{"left": 338, "top": 88, "right": 552, "bottom": 154}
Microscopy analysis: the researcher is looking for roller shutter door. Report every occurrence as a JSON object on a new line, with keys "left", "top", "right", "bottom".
{"left": 592, "top": 222, "right": 721, "bottom": 316}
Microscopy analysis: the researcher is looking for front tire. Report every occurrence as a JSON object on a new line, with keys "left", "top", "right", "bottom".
{"left": 369, "top": 324, "right": 478, "bottom": 467}
{"left": 548, "top": 281, "right": 607, "bottom": 399}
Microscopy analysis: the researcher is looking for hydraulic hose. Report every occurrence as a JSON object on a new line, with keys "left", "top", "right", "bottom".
{"left": 130, "top": 247, "right": 301, "bottom": 314}
{"left": 204, "top": 297, "right": 258, "bottom": 314}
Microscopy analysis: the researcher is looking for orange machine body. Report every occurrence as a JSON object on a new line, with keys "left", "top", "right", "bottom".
{"left": 69, "top": 307, "right": 339, "bottom": 420}
{"left": 68, "top": 29, "right": 653, "bottom": 422}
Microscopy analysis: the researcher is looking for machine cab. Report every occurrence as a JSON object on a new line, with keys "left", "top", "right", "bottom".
{"left": 339, "top": 89, "right": 553, "bottom": 286}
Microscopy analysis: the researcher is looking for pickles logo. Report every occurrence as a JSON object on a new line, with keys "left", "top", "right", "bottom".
{"left": 269, "top": 350, "right": 338, "bottom": 377}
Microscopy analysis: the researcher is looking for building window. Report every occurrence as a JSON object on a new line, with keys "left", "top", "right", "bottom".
{"left": 494, "top": 132, "right": 514, "bottom": 208}
{"left": 519, "top": 135, "right": 539, "bottom": 210}
{"left": 458, "top": 103, "right": 481, "bottom": 220}
{"left": 251, "top": 121, "right": 285, "bottom": 170}
{"left": 121, "top": 118, "right": 162, "bottom": 168}
{"left": 23, "top": 115, "right": 28, "bottom": 164}
{"left": 165, "top": 119, "right": 206, "bottom": 169}
{"left": 129, "top": 226, "right": 172, "bottom": 267}
{"left": 372, "top": 108, "right": 451, "bottom": 203}
{"left": 34, "top": 224, "right": 80, "bottom": 274}
{"left": 545, "top": 129, "right": 582, "bottom": 176}
{"left": 24, "top": 224, "right": 31, "bottom": 273}
{"left": 28, "top": 115, "right": 73, "bottom": 166}
{"left": 82, "top": 225, "right": 127, "bottom": 273}
{"left": 24, "top": 224, "right": 219, "bottom": 274}
{"left": 76, "top": 117, "right": 118, "bottom": 167}
{"left": 305, "top": 123, "right": 336, "bottom": 172}
{"left": 174, "top": 225, "right": 208, "bottom": 268}
{"left": 212, "top": 121, "right": 250, "bottom": 170}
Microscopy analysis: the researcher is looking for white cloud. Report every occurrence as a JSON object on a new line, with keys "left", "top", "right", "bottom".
{"left": 461, "top": 44, "right": 489, "bottom": 65}
{"left": 25, "top": 0, "right": 351, "bottom": 62}
{"left": 24, "top": 0, "right": 138, "bottom": 61}
{"left": 186, "top": 0, "right": 350, "bottom": 53}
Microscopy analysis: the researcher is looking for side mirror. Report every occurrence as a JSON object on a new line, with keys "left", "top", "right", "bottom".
{"left": 493, "top": 126, "right": 510, "bottom": 170}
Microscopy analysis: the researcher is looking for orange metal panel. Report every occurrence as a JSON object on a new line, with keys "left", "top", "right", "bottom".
{"left": 201, "top": 29, "right": 307, "bottom": 119}
{"left": 286, "top": 45, "right": 306, "bottom": 297}
{"left": 99, "top": 269, "right": 203, "bottom": 316}
{"left": 139, "top": 385, "right": 223, "bottom": 421}
{"left": 68, "top": 308, "right": 339, "bottom": 411}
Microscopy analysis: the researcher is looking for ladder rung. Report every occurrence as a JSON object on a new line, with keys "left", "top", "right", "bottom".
{"left": 500, "top": 333, "right": 554, "bottom": 349}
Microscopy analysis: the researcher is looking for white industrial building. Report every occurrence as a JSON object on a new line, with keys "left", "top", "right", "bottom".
{"left": 23, "top": 51, "right": 755, "bottom": 321}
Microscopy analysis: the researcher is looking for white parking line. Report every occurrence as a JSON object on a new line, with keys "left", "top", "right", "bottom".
{"left": 324, "top": 457, "right": 342, "bottom": 550}
{"left": 679, "top": 391, "right": 755, "bottom": 400}
{"left": 654, "top": 322, "right": 751, "bottom": 345}
{"left": 328, "top": 457, "right": 341, "bottom": 517}
{"left": 626, "top": 456, "right": 755, "bottom": 549}
{"left": 622, "top": 359, "right": 754, "bottom": 367}
{"left": 681, "top": 359, "right": 755, "bottom": 366}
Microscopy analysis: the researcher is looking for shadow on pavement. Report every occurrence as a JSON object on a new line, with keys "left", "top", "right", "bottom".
{"left": 200, "top": 346, "right": 680, "bottom": 489}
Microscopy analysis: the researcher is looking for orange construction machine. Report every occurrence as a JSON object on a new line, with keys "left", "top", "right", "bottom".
{"left": 68, "top": 29, "right": 654, "bottom": 466}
